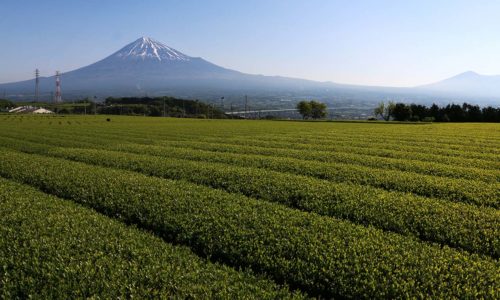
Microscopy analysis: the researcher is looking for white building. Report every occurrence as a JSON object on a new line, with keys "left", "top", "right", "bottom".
{"left": 33, "top": 108, "right": 54, "bottom": 114}
{"left": 8, "top": 106, "right": 54, "bottom": 114}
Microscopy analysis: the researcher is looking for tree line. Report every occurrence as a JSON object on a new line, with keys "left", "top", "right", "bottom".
{"left": 102, "top": 97, "right": 227, "bottom": 118}
{"left": 1, "top": 97, "right": 227, "bottom": 118}
{"left": 0, "top": 99, "right": 14, "bottom": 110}
{"left": 374, "top": 101, "right": 500, "bottom": 122}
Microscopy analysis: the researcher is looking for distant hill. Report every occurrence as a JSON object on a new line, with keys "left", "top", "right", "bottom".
{"left": 416, "top": 71, "right": 500, "bottom": 101}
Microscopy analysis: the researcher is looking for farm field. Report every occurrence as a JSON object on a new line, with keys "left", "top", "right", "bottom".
{"left": 0, "top": 115, "right": 499, "bottom": 298}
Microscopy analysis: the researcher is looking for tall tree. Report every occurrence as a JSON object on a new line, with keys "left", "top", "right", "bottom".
{"left": 310, "top": 101, "right": 328, "bottom": 119}
{"left": 374, "top": 101, "right": 395, "bottom": 121}
{"left": 409, "top": 104, "right": 428, "bottom": 121}
{"left": 391, "top": 103, "right": 412, "bottom": 121}
{"left": 297, "top": 101, "right": 328, "bottom": 120}
{"left": 296, "top": 101, "right": 312, "bottom": 119}
{"left": 0, "top": 99, "right": 14, "bottom": 109}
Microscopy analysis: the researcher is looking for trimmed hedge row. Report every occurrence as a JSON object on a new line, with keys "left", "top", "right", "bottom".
{"left": 0, "top": 136, "right": 497, "bottom": 256}
{"left": 158, "top": 138, "right": 500, "bottom": 170}
{"left": 156, "top": 138, "right": 500, "bottom": 172}
{"left": 0, "top": 150, "right": 498, "bottom": 299}
{"left": 3, "top": 126, "right": 499, "bottom": 172}
{"left": 5, "top": 127, "right": 495, "bottom": 183}
{"left": 0, "top": 177, "right": 300, "bottom": 299}
{"left": 41, "top": 137, "right": 498, "bottom": 207}
{"left": 222, "top": 131, "right": 500, "bottom": 156}
{"left": 181, "top": 139, "right": 500, "bottom": 182}
{"left": 47, "top": 146, "right": 500, "bottom": 258}
{"left": 0, "top": 133, "right": 496, "bottom": 206}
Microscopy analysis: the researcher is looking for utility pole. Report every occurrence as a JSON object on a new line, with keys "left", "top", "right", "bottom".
{"left": 34, "top": 69, "right": 40, "bottom": 102}
{"left": 244, "top": 95, "right": 248, "bottom": 117}
{"left": 55, "top": 71, "right": 62, "bottom": 103}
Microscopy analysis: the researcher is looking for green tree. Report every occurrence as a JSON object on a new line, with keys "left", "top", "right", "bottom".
{"left": 297, "top": 100, "right": 327, "bottom": 120}
{"left": 392, "top": 103, "right": 412, "bottom": 121}
{"left": 374, "top": 102, "right": 385, "bottom": 120}
{"left": 310, "top": 101, "right": 328, "bottom": 119}
{"left": 374, "top": 101, "right": 395, "bottom": 121}
{"left": 296, "top": 101, "right": 312, "bottom": 119}
{"left": 0, "top": 99, "right": 14, "bottom": 109}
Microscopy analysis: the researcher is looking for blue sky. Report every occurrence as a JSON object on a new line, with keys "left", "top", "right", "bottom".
{"left": 1, "top": 0, "right": 500, "bottom": 86}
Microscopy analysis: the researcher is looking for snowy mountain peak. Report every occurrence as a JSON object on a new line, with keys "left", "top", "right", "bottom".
{"left": 112, "top": 37, "right": 191, "bottom": 62}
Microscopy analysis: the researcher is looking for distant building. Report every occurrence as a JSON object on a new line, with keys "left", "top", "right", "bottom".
{"left": 8, "top": 106, "right": 54, "bottom": 114}
{"left": 33, "top": 108, "right": 54, "bottom": 114}
{"left": 8, "top": 107, "right": 27, "bottom": 113}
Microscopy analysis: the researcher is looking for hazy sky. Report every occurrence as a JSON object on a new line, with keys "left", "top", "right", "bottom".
{"left": 1, "top": 0, "right": 500, "bottom": 86}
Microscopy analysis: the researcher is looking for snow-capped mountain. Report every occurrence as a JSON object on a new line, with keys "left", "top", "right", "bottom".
{"left": 69, "top": 36, "right": 239, "bottom": 79}
{"left": 1, "top": 37, "right": 499, "bottom": 106}
{"left": 0, "top": 37, "right": 332, "bottom": 101}
{"left": 0, "top": 37, "right": 250, "bottom": 99}
{"left": 113, "top": 37, "right": 191, "bottom": 61}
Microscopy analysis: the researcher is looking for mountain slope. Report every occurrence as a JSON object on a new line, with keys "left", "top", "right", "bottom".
{"left": 1, "top": 37, "right": 333, "bottom": 100}
{"left": 417, "top": 71, "right": 500, "bottom": 99}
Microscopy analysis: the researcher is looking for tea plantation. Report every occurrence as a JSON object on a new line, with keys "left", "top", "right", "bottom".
{"left": 0, "top": 115, "right": 498, "bottom": 298}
